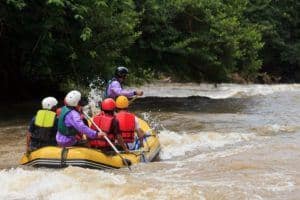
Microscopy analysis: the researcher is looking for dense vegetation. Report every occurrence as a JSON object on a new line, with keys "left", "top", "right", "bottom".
{"left": 0, "top": 0, "right": 299, "bottom": 100}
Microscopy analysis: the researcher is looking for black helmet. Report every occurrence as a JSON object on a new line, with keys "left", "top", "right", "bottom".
{"left": 115, "top": 66, "right": 129, "bottom": 78}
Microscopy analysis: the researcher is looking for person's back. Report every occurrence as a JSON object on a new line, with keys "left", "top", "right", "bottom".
{"left": 89, "top": 98, "right": 128, "bottom": 152}
{"left": 115, "top": 96, "right": 145, "bottom": 150}
{"left": 56, "top": 90, "right": 104, "bottom": 147}
{"left": 89, "top": 111, "right": 115, "bottom": 150}
{"left": 115, "top": 110, "right": 135, "bottom": 144}
{"left": 105, "top": 66, "right": 143, "bottom": 99}
{"left": 27, "top": 97, "right": 58, "bottom": 152}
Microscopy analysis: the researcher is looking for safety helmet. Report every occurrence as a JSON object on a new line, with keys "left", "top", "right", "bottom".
{"left": 115, "top": 66, "right": 129, "bottom": 78}
{"left": 42, "top": 97, "right": 58, "bottom": 110}
{"left": 65, "top": 90, "right": 81, "bottom": 107}
{"left": 116, "top": 95, "right": 129, "bottom": 109}
{"left": 101, "top": 98, "right": 116, "bottom": 111}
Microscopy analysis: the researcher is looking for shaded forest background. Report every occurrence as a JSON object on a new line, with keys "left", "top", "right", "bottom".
{"left": 0, "top": 0, "right": 299, "bottom": 101}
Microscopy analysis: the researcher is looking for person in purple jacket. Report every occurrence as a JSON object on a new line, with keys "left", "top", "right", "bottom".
{"left": 104, "top": 66, "right": 143, "bottom": 100}
{"left": 56, "top": 90, "right": 105, "bottom": 147}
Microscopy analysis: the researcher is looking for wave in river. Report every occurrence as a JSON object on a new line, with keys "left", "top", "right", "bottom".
{"left": 135, "top": 83, "right": 300, "bottom": 99}
{"left": 0, "top": 164, "right": 294, "bottom": 200}
{"left": 158, "top": 130, "right": 257, "bottom": 160}
{"left": 0, "top": 167, "right": 128, "bottom": 200}
{"left": 0, "top": 166, "right": 208, "bottom": 200}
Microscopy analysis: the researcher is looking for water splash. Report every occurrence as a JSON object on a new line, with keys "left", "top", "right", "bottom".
{"left": 138, "top": 112, "right": 164, "bottom": 132}
{"left": 87, "top": 78, "right": 105, "bottom": 115}
{"left": 158, "top": 129, "right": 257, "bottom": 159}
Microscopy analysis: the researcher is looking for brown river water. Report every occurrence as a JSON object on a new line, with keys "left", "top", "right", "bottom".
{"left": 0, "top": 83, "right": 300, "bottom": 200}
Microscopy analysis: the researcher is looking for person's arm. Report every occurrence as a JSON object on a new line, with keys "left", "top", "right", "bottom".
{"left": 112, "top": 118, "right": 129, "bottom": 153}
{"left": 26, "top": 131, "right": 31, "bottom": 153}
{"left": 26, "top": 117, "right": 35, "bottom": 152}
{"left": 68, "top": 111, "right": 98, "bottom": 139}
{"left": 53, "top": 118, "right": 58, "bottom": 131}
{"left": 117, "top": 135, "right": 129, "bottom": 153}
{"left": 135, "top": 117, "right": 144, "bottom": 147}
{"left": 51, "top": 118, "right": 58, "bottom": 143}
{"left": 110, "top": 81, "right": 135, "bottom": 98}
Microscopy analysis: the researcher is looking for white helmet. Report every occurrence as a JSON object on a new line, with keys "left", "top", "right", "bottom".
{"left": 65, "top": 90, "right": 81, "bottom": 107}
{"left": 42, "top": 97, "right": 58, "bottom": 110}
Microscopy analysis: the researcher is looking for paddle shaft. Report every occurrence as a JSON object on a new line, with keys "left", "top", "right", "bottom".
{"left": 82, "top": 111, "right": 131, "bottom": 170}
{"left": 129, "top": 96, "right": 138, "bottom": 104}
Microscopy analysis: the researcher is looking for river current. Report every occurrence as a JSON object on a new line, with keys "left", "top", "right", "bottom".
{"left": 0, "top": 83, "right": 300, "bottom": 199}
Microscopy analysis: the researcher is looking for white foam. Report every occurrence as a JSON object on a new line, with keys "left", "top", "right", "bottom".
{"left": 252, "top": 124, "right": 297, "bottom": 135}
{"left": 0, "top": 167, "right": 208, "bottom": 200}
{"left": 260, "top": 172, "right": 295, "bottom": 192}
{"left": 134, "top": 83, "right": 300, "bottom": 99}
{"left": 186, "top": 144, "right": 256, "bottom": 162}
{"left": 158, "top": 130, "right": 257, "bottom": 159}
{"left": 0, "top": 167, "right": 126, "bottom": 200}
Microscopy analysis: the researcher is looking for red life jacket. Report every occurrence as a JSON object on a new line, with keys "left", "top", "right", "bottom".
{"left": 56, "top": 107, "right": 62, "bottom": 117}
{"left": 116, "top": 111, "right": 135, "bottom": 143}
{"left": 89, "top": 113, "right": 115, "bottom": 148}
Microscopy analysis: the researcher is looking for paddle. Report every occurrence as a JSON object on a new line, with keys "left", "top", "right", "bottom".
{"left": 129, "top": 96, "right": 139, "bottom": 105}
{"left": 82, "top": 111, "right": 132, "bottom": 171}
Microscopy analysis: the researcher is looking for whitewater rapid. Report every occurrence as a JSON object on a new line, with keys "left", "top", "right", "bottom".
{"left": 0, "top": 83, "right": 300, "bottom": 199}
{"left": 134, "top": 83, "right": 300, "bottom": 99}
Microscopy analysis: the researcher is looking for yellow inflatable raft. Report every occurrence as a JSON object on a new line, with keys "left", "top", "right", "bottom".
{"left": 20, "top": 118, "right": 160, "bottom": 170}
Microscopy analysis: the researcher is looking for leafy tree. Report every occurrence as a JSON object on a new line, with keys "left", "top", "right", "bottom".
{"left": 1, "top": 0, "right": 300, "bottom": 102}
{"left": 0, "top": 0, "right": 139, "bottom": 100}
{"left": 245, "top": 0, "right": 300, "bottom": 81}
{"left": 130, "top": 0, "right": 263, "bottom": 82}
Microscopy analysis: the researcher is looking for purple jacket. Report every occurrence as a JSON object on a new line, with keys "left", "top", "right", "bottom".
{"left": 107, "top": 79, "right": 135, "bottom": 99}
{"left": 56, "top": 110, "right": 97, "bottom": 147}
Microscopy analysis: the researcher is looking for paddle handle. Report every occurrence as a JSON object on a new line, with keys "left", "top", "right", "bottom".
{"left": 129, "top": 96, "right": 138, "bottom": 105}
{"left": 82, "top": 111, "right": 131, "bottom": 171}
{"left": 82, "top": 112, "right": 120, "bottom": 154}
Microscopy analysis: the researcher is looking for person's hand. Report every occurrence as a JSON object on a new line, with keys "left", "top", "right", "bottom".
{"left": 124, "top": 148, "right": 130, "bottom": 154}
{"left": 138, "top": 136, "right": 144, "bottom": 148}
{"left": 97, "top": 131, "right": 107, "bottom": 138}
{"left": 26, "top": 147, "right": 31, "bottom": 156}
{"left": 135, "top": 90, "right": 143, "bottom": 96}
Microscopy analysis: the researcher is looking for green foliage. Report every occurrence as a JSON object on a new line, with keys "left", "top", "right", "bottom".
{"left": 47, "top": 0, "right": 65, "bottom": 7}
{"left": 80, "top": 27, "right": 92, "bottom": 42}
{"left": 245, "top": 0, "right": 300, "bottom": 81}
{"left": 126, "top": 67, "right": 156, "bottom": 85}
{"left": 0, "top": 0, "right": 299, "bottom": 101}
{"left": 0, "top": 0, "right": 139, "bottom": 100}
{"left": 129, "top": 0, "right": 263, "bottom": 82}
{"left": 6, "top": 0, "right": 26, "bottom": 9}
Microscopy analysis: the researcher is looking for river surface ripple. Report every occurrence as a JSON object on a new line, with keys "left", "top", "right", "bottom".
{"left": 0, "top": 83, "right": 299, "bottom": 200}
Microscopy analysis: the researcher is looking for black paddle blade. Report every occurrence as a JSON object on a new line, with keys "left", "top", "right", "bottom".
{"left": 122, "top": 158, "right": 132, "bottom": 166}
